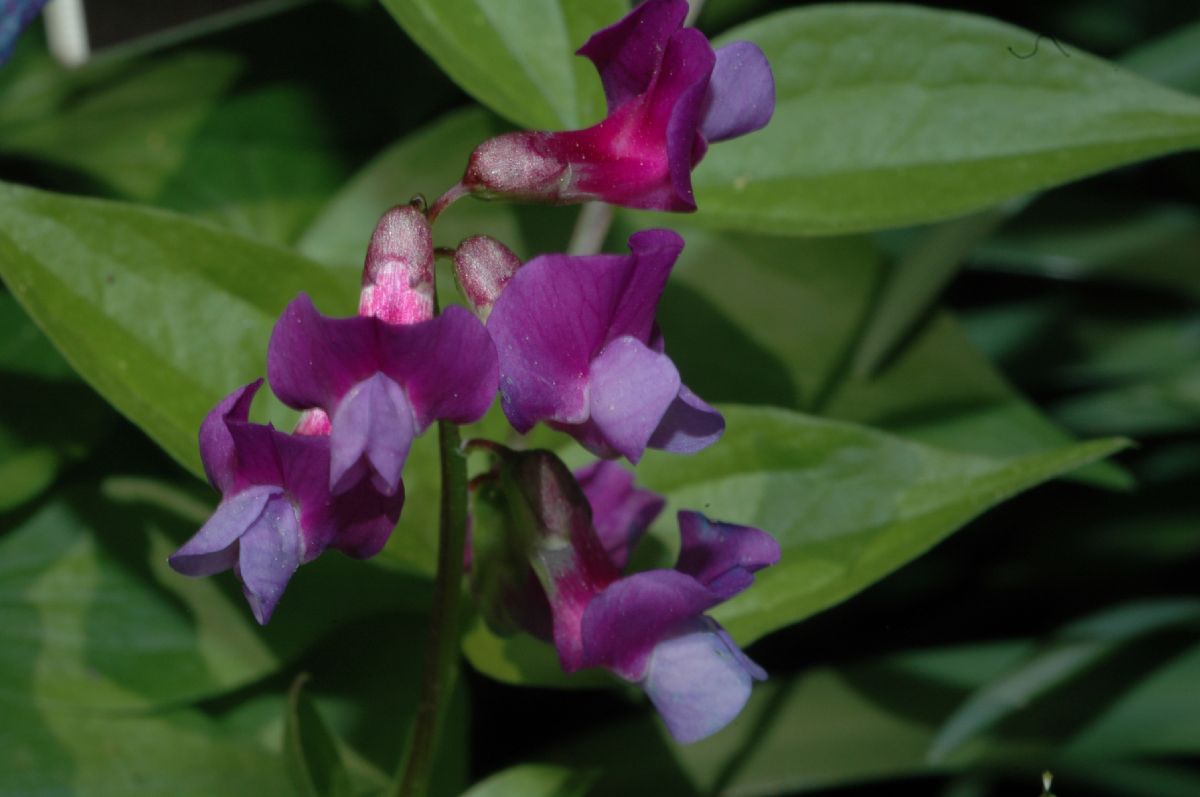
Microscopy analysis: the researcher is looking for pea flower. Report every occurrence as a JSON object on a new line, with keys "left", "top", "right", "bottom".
{"left": 581, "top": 510, "right": 779, "bottom": 743}
{"left": 485, "top": 228, "right": 723, "bottom": 463}
{"left": 168, "top": 381, "right": 403, "bottom": 624}
{"left": 268, "top": 296, "right": 498, "bottom": 497}
{"left": 268, "top": 205, "right": 499, "bottom": 498}
{"left": 454, "top": 0, "right": 774, "bottom": 212}
{"left": 469, "top": 449, "right": 780, "bottom": 743}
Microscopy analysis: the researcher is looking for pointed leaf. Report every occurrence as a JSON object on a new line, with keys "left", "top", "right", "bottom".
{"left": 285, "top": 675, "right": 354, "bottom": 797}
{"left": 0, "top": 180, "right": 354, "bottom": 476}
{"left": 464, "top": 406, "right": 1125, "bottom": 684}
{"left": 690, "top": 6, "right": 1200, "bottom": 234}
{"left": 379, "top": 0, "right": 627, "bottom": 129}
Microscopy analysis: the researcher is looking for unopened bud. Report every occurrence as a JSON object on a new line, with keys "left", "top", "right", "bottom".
{"left": 453, "top": 235, "right": 522, "bottom": 321}
{"left": 292, "top": 408, "right": 331, "bottom": 437}
{"left": 466, "top": 443, "right": 618, "bottom": 659}
{"left": 358, "top": 205, "right": 434, "bottom": 325}
{"left": 462, "top": 131, "right": 574, "bottom": 204}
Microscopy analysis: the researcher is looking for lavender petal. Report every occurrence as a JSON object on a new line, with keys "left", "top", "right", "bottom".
{"left": 700, "top": 41, "right": 776, "bottom": 143}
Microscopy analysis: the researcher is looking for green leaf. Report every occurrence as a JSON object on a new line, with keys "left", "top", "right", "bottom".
{"left": 689, "top": 5, "right": 1200, "bottom": 234}
{"left": 0, "top": 490, "right": 270, "bottom": 710}
{"left": 378, "top": 0, "right": 625, "bottom": 130}
{"left": 850, "top": 207, "right": 1014, "bottom": 378}
{"left": 461, "top": 610, "right": 611, "bottom": 690}
{"left": 634, "top": 407, "right": 1126, "bottom": 644}
{"left": 928, "top": 599, "right": 1200, "bottom": 762}
{"left": 285, "top": 675, "right": 354, "bottom": 797}
{"left": 461, "top": 764, "right": 596, "bottom": 797}
{"left": 0, "top": 9, "right": 414, "bottom": 246}
{"left": 545, "top": 640, "right": 1030, "bottom": 797}
{"left": 0, "top": 700, "right": 289, "bottom": 797}
{"left": 976, "top": 198, "right": 1200, "bottom": 301}
{"left": 1072, "top": 764, "right": 1200, "bottom": 797}
{"left": 0, "top": 483, "right": 433, "bottom": 712}
{"left": 0, "top": 179, "right": 354, "bottom": 477}
{"left": 145, "top": 83, "right": 352, "bottom": 245}
{"left": 642, "top": 221, "right": 1128, "bottom": 486}
{"left": 817, "top": 17, "right": 1200, "bottom": 378}
{"left": 0, "top": 293, "right": 112, "bottom": 511}
{"left": 1122, "top": 19, "right": 1200, "bottom": 94}
{"left": 551, "top": 633, "right": 1200, "bottom": 796}
{"left": 0, "top": 52, "right": 243, "bottom": 201}
{"left": 1051, "top": 365, "right": 1200, "bottom": 437}
{"left": 464, "top": 406, "right": 1124, "bottom": 685}
{"left": 0, "top": 448, "right": 58, "bottom": 512}
{"left": 967, "top": 301, "right": 1200, "bottom": 394}
{"left": 0, "top": 292, "right": 74, "bottom": 380}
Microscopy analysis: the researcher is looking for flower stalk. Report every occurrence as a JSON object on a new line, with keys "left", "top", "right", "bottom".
{"left": 391, "top": 418, "right": 468, "bottom": 797}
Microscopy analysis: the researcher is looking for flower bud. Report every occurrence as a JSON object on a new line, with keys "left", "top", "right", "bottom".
{"left": 358, "top": 205, "right": 434, "bottom": 325}
{"left": 453, "top": 235, "right": 523, "bottom": 321}
{"left": 466, "top": 444, "right": 618, "bottom": 662}
{"left": 462, "top": 132, "right": 573, "bottom": 204}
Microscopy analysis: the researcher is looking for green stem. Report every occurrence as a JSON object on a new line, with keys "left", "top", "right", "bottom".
{"left": 390, "top": 419, "right": 468, "bottom": 797}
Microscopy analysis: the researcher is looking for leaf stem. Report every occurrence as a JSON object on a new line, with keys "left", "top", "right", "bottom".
{"left": 566, "top": 201, "right": 615, "bottom": 256}
{"left": 390, "top": 419, "right": 468, "bottom": 797}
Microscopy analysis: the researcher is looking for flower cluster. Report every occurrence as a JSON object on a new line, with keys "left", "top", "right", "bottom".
{"left": 172, "top": 0, "right": 776, "bottom": 743}
{"left": 170, "top": 206, "right": 498, "bottom": 623}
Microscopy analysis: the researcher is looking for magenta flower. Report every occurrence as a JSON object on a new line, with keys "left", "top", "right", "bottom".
{"left": 267, "top": 294, "right": 498, "bottom": 497}
{"left": 457, "top": 0, "right": 774, "bottom": 212}
{"left": 469, "top": 451, "right": 779, "bottom": 743}
{"left": 168, "top": 381, "right": 403, "bottom": 623}
{"left": 486, "top": 229, "right": 723, "bottom": 462}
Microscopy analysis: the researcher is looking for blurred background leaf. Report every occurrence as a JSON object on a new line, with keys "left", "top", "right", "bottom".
{"left": 284, "top": 675, "right": 355, "bottom": 797}
{"left": 460, "top": 764, "right": 596, "bottom": 797}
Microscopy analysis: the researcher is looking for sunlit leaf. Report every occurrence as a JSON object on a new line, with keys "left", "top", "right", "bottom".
{"left": 689, "top": 6, "right": 1200, "bottom": 234}
{"left": 379, "top": 0, "right": 625, "bottom": 129}
{"left": 0, "top": 179, "right": 353, "bottom": 476}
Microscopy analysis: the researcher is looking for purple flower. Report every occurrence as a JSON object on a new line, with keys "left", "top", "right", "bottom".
{"left": 576, "top": 459, "right": 665, "bottom": 570}
{"left": 468, "top": 448, "right": 779, "bottom": 743}
{"left": 1, "top": 0, "right": 49, "bottom": 65}
{"left": 486, "top": 229, "right": 723, "bottom": 463}
{"left": 267, "top": 294, "right": 498, "bottom": 497}
{"left": 457, "top": 0, "right": 774, "bottom": 211}
{"left": 577, "top": 511, "right": 779, "bottom": 742}
{"left": 168, "top": 381, "right": 403, "bottom": 623}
